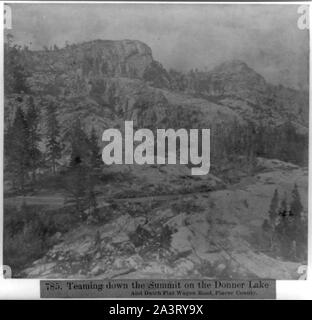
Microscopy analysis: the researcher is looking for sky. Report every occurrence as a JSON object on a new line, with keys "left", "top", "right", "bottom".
{"left": 6, "top": 3, "right": 309, "bottom": 90}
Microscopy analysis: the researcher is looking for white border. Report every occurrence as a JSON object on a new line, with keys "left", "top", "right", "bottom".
{"left": 0, "top": 1, "right": 311, "bottom": 300}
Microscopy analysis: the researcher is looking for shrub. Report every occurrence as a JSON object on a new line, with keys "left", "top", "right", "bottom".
{"left": 3, "top": 204, "right": 77, "bottom": 275}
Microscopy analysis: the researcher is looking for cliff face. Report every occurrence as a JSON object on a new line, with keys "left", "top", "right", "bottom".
{"left": 5, "top": 40, "right": 240, "bottom": 137}
{"left": 181, "top": 60, "right": 309, "bottom": 127}
{"left": 193, "top": 60, "right": 268, "bottom": 97}
{"left": 5, "top": 39, "right": 308, "bottom": 139}
{"left": 29, "top": 40, "right": 154, "bottom": 78}
{"left": 26, "top": 39, "right": 171, "bottom": 92}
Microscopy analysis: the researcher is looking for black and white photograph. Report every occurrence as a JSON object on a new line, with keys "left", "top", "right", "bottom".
{"left": 2, "top": 2, "right": 309, "bottom": 285}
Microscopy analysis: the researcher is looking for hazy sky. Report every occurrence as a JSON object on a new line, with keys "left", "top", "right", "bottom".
{"left": 7, "top": 3, "right": 309, "bottom": 90}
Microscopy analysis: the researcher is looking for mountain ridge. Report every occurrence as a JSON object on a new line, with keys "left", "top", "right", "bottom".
{"left": 4, "top": 39, "right": 309, "bottom": 151}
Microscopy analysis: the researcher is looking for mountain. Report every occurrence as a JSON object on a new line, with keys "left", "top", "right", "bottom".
{"left": 30, "top": 39, "right": 154, "bottom": 79}
{"left": 24, "top": 39, "right": 171, "bottom": 93}
{"left": 171, "top": 59, "right": 309, "bottom": 128}
{"left": 191, "top": 60, "right": 268, "bottom": 97}
{"left": 5, "top": 40, "right": 240, "bottom": 134}
{"left": 4, "top": 39, "right": 308, "bottom": 162}
{"left": 4, "top": 39, "right": 308, "bottom": 280}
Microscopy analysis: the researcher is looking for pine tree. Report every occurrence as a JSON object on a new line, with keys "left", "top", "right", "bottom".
{"left": 262, "top": 219, "right": 272, "bottom": 232}
{"left": 64, "top": 119, "right": 94, "bottom": 218}
{"left": 268, "top": 189, "right": 279, "bottom": 225}
{"left": 46, "top": 101, "right": 61, "bottom": 174}
{"left": 89, "top": 127, "right": 101, "bottom": 168}
{"left": 85, "top": 173, "right": 98, "bottom": 221}
{"left": 289, "top": 184, "right": 306, "bottom": 260}
{"left": 279, "top": 192, "right": 288, "bottom": 217}
{"left": 4, "top": 34, "right": 29, "bottom": 94}
{"left": 5, "top": 107, "right": 30, "bottom": 194}
{"left": 25, "top": 96, "right": 41, "bottom": 184}
{"left": 290, "top": 183, "right": 303, "bottom": 222}
{"left": 64, "top": 163, "right": 88, "bottom": 217}
{"left": 64, "top": 155, "right": 98, "bottom": 220}
{"left": 69, "top": 119, "right": 90, "bottom": 167}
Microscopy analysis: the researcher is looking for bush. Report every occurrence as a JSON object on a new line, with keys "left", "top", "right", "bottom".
{"left": 3, "top": 204, "right": 78, "bottom": 275}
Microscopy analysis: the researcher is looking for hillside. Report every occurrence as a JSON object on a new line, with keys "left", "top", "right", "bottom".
{"left": 21, "top": 158, "right": 308, "bottom": 279}
{"left": 3, "top": 39, "right": 308, "bottom": 279}
{"left": 5, "top": 39, "right": 308, "bottom": 129}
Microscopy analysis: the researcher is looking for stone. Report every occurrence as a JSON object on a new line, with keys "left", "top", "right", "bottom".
{"left": 90, "top": 265, "right": 104, "bottom": 276}
{"left": 26, "top": 262, "right": 56, "bottom": 277}
{"left": 170, "top": 227, "right": 193, "bottom": 253}
{"left": 215, "top": 263, "right": 227, "bottom": 274}
{"left": 165, "top": 213, "right": 187, "bottom": 230}
{"left": 113, "top": 257, "right": 125, "bottom": 269}
{"left": 175, "top": 258, "right": 195, "bottom": 275}
{"left": 111, "top": 233, "right": 130, "bottom": 244}
{"left": 125, "top": 254, "right": 144, "bottom": 269}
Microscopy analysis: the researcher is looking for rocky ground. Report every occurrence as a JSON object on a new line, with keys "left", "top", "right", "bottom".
{"left": 20, "top": 158, "right": 307, "bottom": 280}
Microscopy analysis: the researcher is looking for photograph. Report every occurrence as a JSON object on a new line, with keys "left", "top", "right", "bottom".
{"left": 2, "top": 2, "right": 309, "bottom": 282}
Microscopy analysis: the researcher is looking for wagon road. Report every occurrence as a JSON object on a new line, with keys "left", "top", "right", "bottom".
{"left": 4, "top": 190, "right": 214, "bottom": 209}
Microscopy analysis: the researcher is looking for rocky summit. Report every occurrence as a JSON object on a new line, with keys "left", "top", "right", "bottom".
{"left": 5, "top": 40, "right": 308, "bottom": 134}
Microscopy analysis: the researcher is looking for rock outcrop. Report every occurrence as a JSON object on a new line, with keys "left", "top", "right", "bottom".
{"left": 5, "top": 40, "right": 307, "bottom": 135}
{"left": 21, "top": 158, "right": 307, "bottom": 280}
{"left": 181, "top": 59, "right": 309, "bottom": 127}
{"left": 30, "top": 40, "right": 154, "bottom": 78}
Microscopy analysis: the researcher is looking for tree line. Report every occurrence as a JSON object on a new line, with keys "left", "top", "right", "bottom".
{"left": 210, "top": 118, "right": 308, "bottom": 170}
{"left": 4, "top": 96, "right": 102, "bottom": 220}
{"left": 262, "top": 185, "right": 307, "bottom": 261}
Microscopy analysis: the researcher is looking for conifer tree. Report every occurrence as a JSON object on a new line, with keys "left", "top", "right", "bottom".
{"left": 85, "top": 173, "right": 98, "bottom": 220}
{"left": 46, "top": 101, "right": 61, "bottom": 174}
{"left": 64, "top": 162, "right": 88, "bottom": 217}
{"left": 269, "top": 189, "right": 279, "bottom": 225}
{"left": 289, "top": 184, "right": 306, "bottom": 260}
{"left": 279, "top": 192, "right": 288, "bottom": 216}
{"left": 64, "top": 119, "right": 96, "bottom": 219}
{"left": 290, "top": 184, "right": 303, "bottom": 222}
{"left": 69, "top": 119, "right": 90, "bottom": 167}
{"left": 5, "top": 107, "right": 30, "bottom": 194}
{"left": 4, "top": 34, "right": 29, "bottom": 94}
{"left": 89, "top": 127, "right": 101, "bottom": 168}
{"left": 25, "top": 96, "right": 41, "bottom": 184}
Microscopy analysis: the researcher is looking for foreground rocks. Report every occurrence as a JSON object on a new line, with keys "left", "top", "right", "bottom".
{"left": 21, "top": 159, "right": 306, "bottom": 280}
